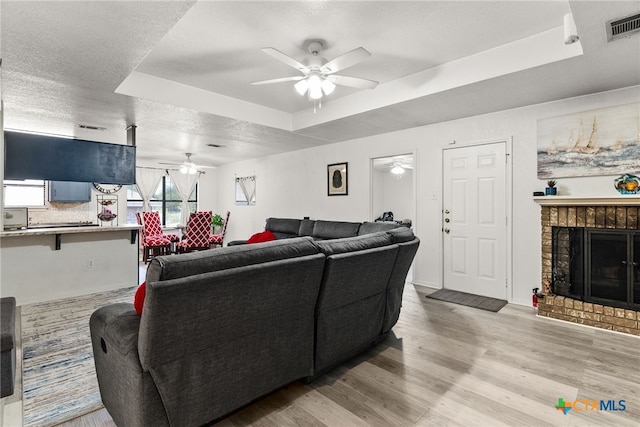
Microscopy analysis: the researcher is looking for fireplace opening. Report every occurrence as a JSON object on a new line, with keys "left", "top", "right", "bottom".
{"left": 552, "top": 227, "right": 640, "bottom": 310}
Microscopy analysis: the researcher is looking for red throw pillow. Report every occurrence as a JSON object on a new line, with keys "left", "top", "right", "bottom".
{"left": 246, "top": 230, "right": 276, "bottom": 244}
{"left": 134, "top": 282, "right": 146, "bottom": 316}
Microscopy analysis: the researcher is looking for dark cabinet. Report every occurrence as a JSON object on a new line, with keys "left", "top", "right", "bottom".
{"left": 49, "top": 181, "right": 91, "bottom": 203}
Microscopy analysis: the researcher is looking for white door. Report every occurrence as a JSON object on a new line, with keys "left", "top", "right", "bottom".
{"left": 442, "top": 142, "right": 507, "bottom": 300}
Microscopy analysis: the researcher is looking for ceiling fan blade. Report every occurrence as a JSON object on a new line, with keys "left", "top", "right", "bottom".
{"left": 251, "top": 75, "right": 305, "bottom": 85}
{"left": 320, "top": 47, "right": 371, "bottom": 74}
{"left": 158, "top": 162, "right": 181, "bottom": 166}
{"left": 328, "top": 74, "right": 379, "bottom": 89}
{"left": 261, "top": 48, "right": 309, "bottom": 73}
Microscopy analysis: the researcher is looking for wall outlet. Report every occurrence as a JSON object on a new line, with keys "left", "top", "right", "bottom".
{"left": 88, "top": 260, "right": 94, "bottom": 268}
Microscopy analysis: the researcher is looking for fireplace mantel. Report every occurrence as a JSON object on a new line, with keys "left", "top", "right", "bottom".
{"left": 534, "top": 196, "right": 640, "bottom": 206}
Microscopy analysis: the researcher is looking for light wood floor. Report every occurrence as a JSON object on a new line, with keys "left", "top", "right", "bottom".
{"left": 12, "top": 284, "right": 640, "bottom": 426}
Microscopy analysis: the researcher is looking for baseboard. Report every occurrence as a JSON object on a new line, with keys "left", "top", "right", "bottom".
{"left": 410, "top": 282, "right": 440, "bottom": 294}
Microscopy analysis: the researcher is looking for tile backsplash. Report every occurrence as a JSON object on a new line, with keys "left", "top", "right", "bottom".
{"left": 28, "top": 182, "right": 94, "bottom": 224}
{"left": 29, "top": 202, "right": 93, "bottom": 225}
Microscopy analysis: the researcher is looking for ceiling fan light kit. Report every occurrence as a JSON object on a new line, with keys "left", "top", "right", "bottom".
{"left": 179, "top": 163, "right": 198, "bottom": 175}
{"left": 391, "top": 165, "right": 406, "bottom": 175}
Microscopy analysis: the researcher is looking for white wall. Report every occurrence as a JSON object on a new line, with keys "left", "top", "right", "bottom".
{"left": 214, "top": 85, "right": 639, "bottom": 306}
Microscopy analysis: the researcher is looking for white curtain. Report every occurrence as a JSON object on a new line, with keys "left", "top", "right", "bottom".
{"left": 236, "top": 176, "right": 256, "bottom": 205}
{"left": 168, "top": 170, "right": 201, "bottom": 226}
{"left": 135, "top": 168, "right": 165, "bottom": 212}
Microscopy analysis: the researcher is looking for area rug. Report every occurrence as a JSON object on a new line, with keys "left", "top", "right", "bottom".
{"left": 21, "top": 286, "right": 137, "bottom": 427}
{"left": 426, "top": 289, "right": 508, "bottom": 312}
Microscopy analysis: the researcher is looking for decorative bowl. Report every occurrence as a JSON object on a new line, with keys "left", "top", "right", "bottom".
{"left": 614, "top": 174, "right": 640, "bottom": 195}
{"left": 98, "top": 211, "right": 117, "bottom": 221}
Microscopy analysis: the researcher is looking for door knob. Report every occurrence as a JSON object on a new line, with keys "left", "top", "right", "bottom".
{"left": 444, "top": 228, "right": 450, "bottom": 234}
{"left": 445, "top": 218, "right": 450, "bottom": 223}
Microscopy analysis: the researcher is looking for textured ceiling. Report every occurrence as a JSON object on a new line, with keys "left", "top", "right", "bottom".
{"left": 136, "top": 0, "right": 570, "bottom": 112}
{"left": 1, "top": 1, "right": 639, "bottom": 169}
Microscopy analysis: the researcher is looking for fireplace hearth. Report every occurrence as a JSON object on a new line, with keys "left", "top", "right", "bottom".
{"left": 536, "top": 201, "right": 640, "bottom": 336}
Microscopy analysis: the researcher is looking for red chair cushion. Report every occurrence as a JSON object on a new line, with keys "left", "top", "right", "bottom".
{"left": 247, "top": 230, "right": 276, "bottom": 244}
{"left": 134, "top": 282, "right": 146, "bottom": 316}
{"left": 144, "top": 236, "right": 171, "bottom": 246}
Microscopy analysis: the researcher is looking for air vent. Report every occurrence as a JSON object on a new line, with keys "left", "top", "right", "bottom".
{"left": 78, "top": 124, "right": 106, "bottom": 131}
{"left": 207, "top": 143, "right": 225, "bottom": 148}
{"left": 606, "top": 13, "right": 640, "bottom": 42}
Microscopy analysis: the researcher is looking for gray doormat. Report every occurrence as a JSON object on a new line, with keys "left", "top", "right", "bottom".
{"left": 426, "top": 289, "right": 508, "bottom": 312}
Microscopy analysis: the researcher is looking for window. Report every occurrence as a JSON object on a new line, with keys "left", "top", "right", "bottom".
{"left": 235, "top": 176, "right": 256, "bottom": 206}
{"left": 126, "top": 176, "right": 197, "bottom": 226}
{"left": 3, "top": 180, "right": 45, "bottom": 207}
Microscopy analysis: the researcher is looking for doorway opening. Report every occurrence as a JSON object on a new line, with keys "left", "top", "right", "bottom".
{"left": 371, "top": 153, "right": 416, "bottom": 281}
{"left": 371, "top": 154, "right": 414, "bottom": 225}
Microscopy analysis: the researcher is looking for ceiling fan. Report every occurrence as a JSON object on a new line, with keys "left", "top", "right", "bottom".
{"left": 375, "top": 157, "right": 414, "bottom": 175}
{"left": 251, "top": 40, "right": 379, "bottom": 102}
{"left": 159, "top": 153, "right": 214, "bottom": 174}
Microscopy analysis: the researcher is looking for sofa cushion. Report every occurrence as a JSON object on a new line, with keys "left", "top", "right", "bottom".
{"left": 387, "top": 226, "right": 415, "bottom": 243}
{"left": 313, "top": 232, "right": 393, "bottom": 256}
{"left": 146, "top": 236, "right": 319, "bottom": 282}
{"left": 298, "top": 219, "right": 315, "bottom": 236}
{"left": 312, "top": 220, "right": 361, "bottom": 240}
{"left": 265, "top": 218, "right": 301, "bottom": 236}
{"left": 358, "top": 221, "right": 398, "bottom": 235}
{"left": 247, "top": 230, "right": 276, "bottom": 244}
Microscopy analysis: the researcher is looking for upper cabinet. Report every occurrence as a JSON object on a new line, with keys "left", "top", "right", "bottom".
{"left": 49, "top": 181, "right": 92, "bottom": 203}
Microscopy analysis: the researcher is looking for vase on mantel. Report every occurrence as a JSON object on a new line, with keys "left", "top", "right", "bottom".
{"left": 545, "top": 180, "right": 557, "bottom": 196}
{"left": 614, "top": 174, "right": 640, "bottom": 195}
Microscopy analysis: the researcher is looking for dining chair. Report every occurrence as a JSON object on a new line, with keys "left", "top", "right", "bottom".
{"left": 141, "top": 211, "right": 180, "bottom": 243}
{"left": 176, "top": 211, "right": 213, "bottom": 253}
{"left": 136, "top": 212, "right": 171, "bottom": 263}
{"left": 209, "top": 211, "right": 230, "bottom": 248}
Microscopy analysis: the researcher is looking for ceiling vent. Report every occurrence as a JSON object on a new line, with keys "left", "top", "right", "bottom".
{"left": 78, "top": 124, "right": 106, "bottom": 131}
{"left": 606, "top": 13, "right": 640, "bottom": 42}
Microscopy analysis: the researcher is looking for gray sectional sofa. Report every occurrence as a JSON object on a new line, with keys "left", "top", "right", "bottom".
{"left": 90, "top": 218, "right": 419, "bottom": 427}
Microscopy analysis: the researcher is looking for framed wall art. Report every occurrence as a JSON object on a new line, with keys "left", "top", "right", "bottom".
{"left": 327, "top": 162, "right": 348, "bottom": 196}
{"left": 537, "top": 102, "right": 640, "bottom": 179}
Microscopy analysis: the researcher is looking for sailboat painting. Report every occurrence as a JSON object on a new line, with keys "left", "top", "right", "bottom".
{"left": 537, "top": 103, "right": 640, "bottom": 179}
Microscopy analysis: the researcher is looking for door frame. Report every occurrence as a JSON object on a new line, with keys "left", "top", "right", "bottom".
{"left": 441, "top": 138, "right": 513, "bottom": 301}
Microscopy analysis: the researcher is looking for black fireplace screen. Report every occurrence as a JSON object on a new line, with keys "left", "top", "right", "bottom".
{"left": 552, "top": 227, "right": 640, "bottom": 310}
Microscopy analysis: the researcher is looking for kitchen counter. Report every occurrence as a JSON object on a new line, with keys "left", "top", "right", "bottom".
{"left": 1, "top": 224, "right": 139, "bottom": 238}
{"left": 1, "top": 224, "right": 140, "bottom": 305}
{"left": 1, "top": 224, "right": 139, "bottom": 250}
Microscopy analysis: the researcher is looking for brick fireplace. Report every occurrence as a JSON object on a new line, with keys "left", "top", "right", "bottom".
{"left": 536, "top": 198, "right": 640, "bottom": 336}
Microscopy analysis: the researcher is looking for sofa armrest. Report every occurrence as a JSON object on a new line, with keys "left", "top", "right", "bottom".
{"left": 90, "top": 303, "right": 140, "bottom": 357}
{"left": 0, "top": 297, "right": 16, "bottom": 353}
{"left": 1, "top": 297, "right": 16, "bottom": 398}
